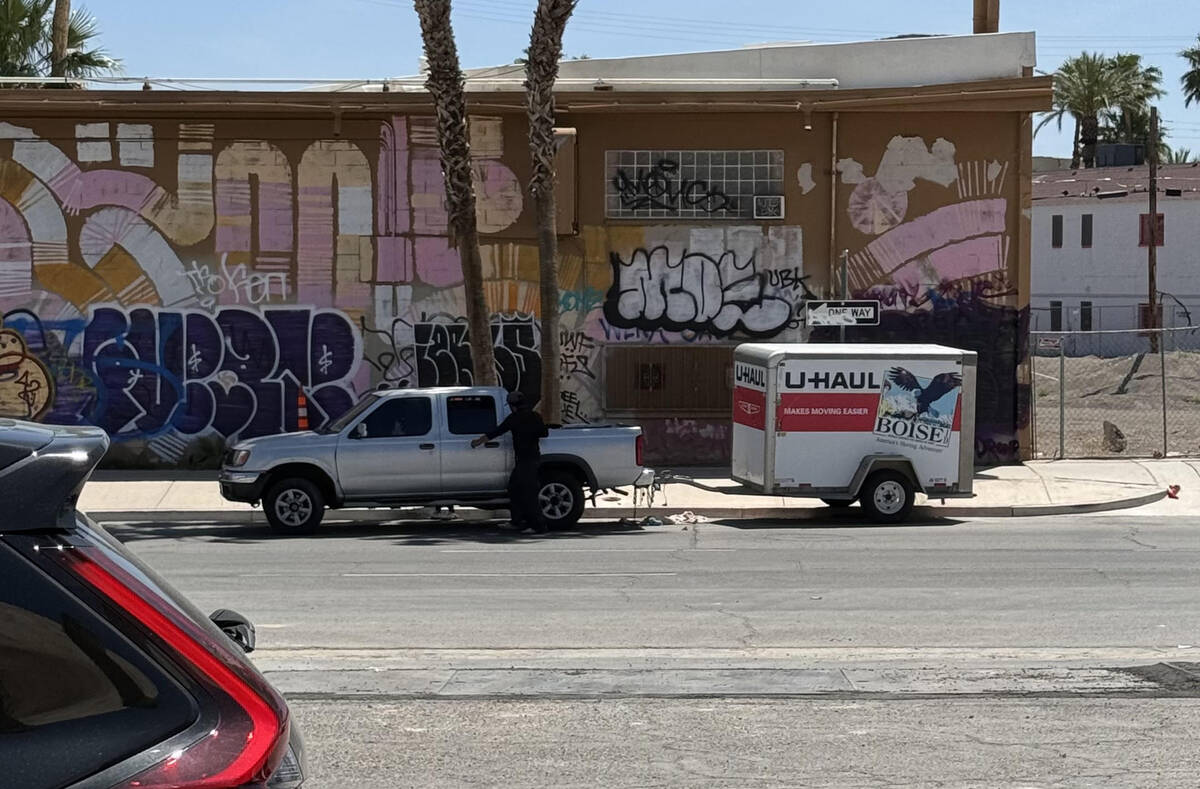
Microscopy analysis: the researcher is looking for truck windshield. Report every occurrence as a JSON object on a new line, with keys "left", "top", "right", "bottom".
{"left": 320, "top": 394, "right": 379, "bottom": 434}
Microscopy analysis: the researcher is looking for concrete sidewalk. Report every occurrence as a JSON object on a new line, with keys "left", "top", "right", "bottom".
{"left": 77, "top": 459, "right": 1191, "bottom": 523}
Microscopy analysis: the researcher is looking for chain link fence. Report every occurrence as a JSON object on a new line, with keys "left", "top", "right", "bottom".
{"left": 1031, "top": 326, "right": 1200, "bottom": 459}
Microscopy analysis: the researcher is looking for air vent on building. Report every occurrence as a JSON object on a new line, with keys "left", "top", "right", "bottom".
{"left": 753, "top": 195, "right": 785, "bottom": 219}
{"left": 1166, "top": 187, "right": 1183, "bottom": 197}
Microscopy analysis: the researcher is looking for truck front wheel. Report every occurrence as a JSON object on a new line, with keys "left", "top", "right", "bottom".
{"left": 264, "top": 477, "right": 326, "bottom": 532}
{"left": 538, "top": 471, "right": 585, "bottom": 530}
{"left": 859, "top": 471, "right": 915, "bottom": 524}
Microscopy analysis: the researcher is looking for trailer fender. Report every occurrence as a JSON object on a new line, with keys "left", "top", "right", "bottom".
{"left": 847, "top": 456, "right": 923, "bottom": 500}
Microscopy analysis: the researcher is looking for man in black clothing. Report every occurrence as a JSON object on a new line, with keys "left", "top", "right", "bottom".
{"left": 472, "top": 391, "right": 549, "bottom": 533}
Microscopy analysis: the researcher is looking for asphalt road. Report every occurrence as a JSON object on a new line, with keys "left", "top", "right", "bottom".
{"left": 106, "top": 513, "right": 1198, "bottom": 654}
{"left": 101, "top": 513, "right": 1200, "bottom": 787}
{"left": 290, "top": 697, "right": 1200, "bottom": 788}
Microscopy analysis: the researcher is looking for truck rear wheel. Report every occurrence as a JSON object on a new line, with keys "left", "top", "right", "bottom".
{"left": 264, "top": 477, "right": 326, "bottom": 532}
{"left": 859, "top": 471, "right": 914, "bottom": 524}
{"left": 538, "top": 471, "right": 585, "bottom": 530}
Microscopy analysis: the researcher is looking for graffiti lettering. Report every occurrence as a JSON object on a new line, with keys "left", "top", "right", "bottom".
{"left": 606, "top": 246, "right": 794, "bottom": 338}
{"left": 763, "top": 267, "right": 818, "bottom": 299}
{"left": 186, "top": 254, "right": 291, "bottom": 310}
{"left": 976, "top": 436, "right": 1021, "bottom": 464}
{"left": 412, "top": 315, "right": 543, "bottom": 401}
{"left": 861, "top": 272, "right": 1015, "bottom": 314}
{"left": 560, "top": 390, "right": 590, "bottom": 424}
{"left": 559, "top": 286, "right": 603, "bottom": 315}
{"left": 560, "top": 330, "right": 596, "bottom": 380}
{"left": 81, "top": 307, "right": 361, "bottom": 441}
{"left": 492, "top": 316, "right": 541, "bottom": 400}
{"left": 612, "top": 159, "right": 736, "bottom": 214}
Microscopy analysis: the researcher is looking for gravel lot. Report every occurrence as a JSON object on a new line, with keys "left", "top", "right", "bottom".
{"left": 1032, "top": 349, "right": 1200, "bottom": 457}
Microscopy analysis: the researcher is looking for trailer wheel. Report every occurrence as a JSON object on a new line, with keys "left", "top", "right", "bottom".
{"left": 859, "top": 471, "right": 914, "bottom": 524}
{"left": 820, "top": 498, "right": 853, "bottom": 509}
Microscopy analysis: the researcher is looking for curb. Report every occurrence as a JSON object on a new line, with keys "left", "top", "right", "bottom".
{"left": 87, "top": 488, "right": 1168, "bottom": 524}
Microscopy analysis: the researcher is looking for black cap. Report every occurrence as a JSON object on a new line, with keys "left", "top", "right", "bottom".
{"left": 506, "top": 391, "right": 527, "bottom": 408}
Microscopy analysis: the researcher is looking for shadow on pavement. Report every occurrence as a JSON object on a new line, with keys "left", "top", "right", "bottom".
{"left": 104, "top": 518, "right": 658, "bottom": 546}
{"left": 716, "top": 514, "right": 966, "bottom": 529}
{"left": 103, "top": 510, "right": 966, "bottom": 545}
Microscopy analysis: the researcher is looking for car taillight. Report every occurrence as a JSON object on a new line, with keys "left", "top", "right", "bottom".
{"left": 636, "top": 434, "right": 644, "bottom": 467}
{"left": 53, "top": 547, "right": 290, "bottom": 788}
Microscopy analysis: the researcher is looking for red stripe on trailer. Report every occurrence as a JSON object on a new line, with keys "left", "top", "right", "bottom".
{"left": 776, "top": 392, "right": 878, "bottom": 432}
{"left": 733, "top": 386, "right": 766, "bottom": 430}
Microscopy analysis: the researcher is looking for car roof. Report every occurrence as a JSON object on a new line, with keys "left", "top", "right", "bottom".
{"left": 0, "top": 419, "right": 110, "bottom": 530}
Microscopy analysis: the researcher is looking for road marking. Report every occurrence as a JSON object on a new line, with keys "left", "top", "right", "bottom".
{"left": 339, "top": 572, "right": 679, "bottom": 578}
{"left": 438, "top": 549, "right": 735, "bottom": 554}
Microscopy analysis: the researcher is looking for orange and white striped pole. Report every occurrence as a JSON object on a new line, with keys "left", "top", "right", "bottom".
{"left": 297, "top": 391, "right": 309, "bottom": 431}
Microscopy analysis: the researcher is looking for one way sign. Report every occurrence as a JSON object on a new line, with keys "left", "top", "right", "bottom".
{"left": 806, "top": 300, "right": 880, "bottom": 327}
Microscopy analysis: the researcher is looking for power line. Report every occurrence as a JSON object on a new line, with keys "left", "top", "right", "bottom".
{"left": 457, "top": 0, "right": 902, "bottom": 38}
{"left": 350, "top": 0, "right": 766, "bottom": 47}
{"left": 356, "top": 0, "right": 901, "bottom": 42}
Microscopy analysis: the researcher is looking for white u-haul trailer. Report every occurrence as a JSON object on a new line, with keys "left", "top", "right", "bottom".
{"left": 727, "top": 343, "right": 977, "bottom": 523}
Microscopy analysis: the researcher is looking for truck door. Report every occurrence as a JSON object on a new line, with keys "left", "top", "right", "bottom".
{"left": 337, "top": 394, "right": 441, "bottom": 499}
{"left": 441, "top": 393, "right": 511, "bottom": 494}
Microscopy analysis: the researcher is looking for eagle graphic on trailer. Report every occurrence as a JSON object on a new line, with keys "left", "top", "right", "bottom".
{"left": 885, "top": 367, "right": 963, "bottom": 419}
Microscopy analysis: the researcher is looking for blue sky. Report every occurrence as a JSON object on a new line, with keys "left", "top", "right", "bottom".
{"left": 84, "top": 0, "right": 1200, "bottom": 157}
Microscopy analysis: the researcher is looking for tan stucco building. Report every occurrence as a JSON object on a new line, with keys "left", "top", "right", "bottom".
{"left": 0, "top": 32, "right": 1049, "bottom": 466}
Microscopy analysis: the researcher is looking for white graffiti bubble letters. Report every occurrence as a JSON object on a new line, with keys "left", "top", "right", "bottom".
{"left": 608, "top": 246, "right": 795, "bottom": 338}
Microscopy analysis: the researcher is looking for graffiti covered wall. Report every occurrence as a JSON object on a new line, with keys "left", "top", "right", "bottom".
{"left": 0, "top": 112, "right": 542, "bottom": 465}
{"left": 0, "top": 102, "right": 1028, "bottom": 467}
{"left": 813, "top": 118, "right": 1028, "bottom": 463}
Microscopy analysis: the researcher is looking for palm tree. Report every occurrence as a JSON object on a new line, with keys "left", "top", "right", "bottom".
{"left": 1165, "top": 147, "right": 1195, "bottom": 164}
{"left": 49, "top": 0, "right": 66, "bottom": 76}
{"left": 0, "top": 0, "right": 116, "bottom": 79}
{"left": 1182, "top": 35, "right": 1200, "bottom": 107}
{"left": 1037, "top": 53, "right": 1143, "bottom": 168}
{"left": 413, "top": 0, "right": 497, "bottom": 386}
{"left": 524, "top": 0, "right": 576, "bottom": 423}
{"left": 1105, "top": 53, "right": 1164, "bottom": 141}
{"left": 1100, "top": 108, "right": 1170, "bottom": 162}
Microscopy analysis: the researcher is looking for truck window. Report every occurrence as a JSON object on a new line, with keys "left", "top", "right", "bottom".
{"left": 322, "top": 394, "right": 378, "bottom": 434}
{"left": 361, "top": 397, "right": 432, "bottom": 438}
{"left": 446, "top": 395, "right": 498, "bottom": 435}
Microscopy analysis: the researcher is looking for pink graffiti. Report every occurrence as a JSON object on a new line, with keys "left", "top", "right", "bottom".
{"left": 0, "top": 200, "right": 31, "bottom": 299}
{"left": 891, "top": 234, "right": 1007, "bottom": 295}
{"left": 415, "top": 237, "right": 463, "bottom": 287}
{"left": 377, "top": 117, "right": 415, "bottom": 284}
{"left": 847, "top": 198, "right": 1007, "bottom": 292}
{"left": 215, "top": 142, "right": 294, "bottom": 262}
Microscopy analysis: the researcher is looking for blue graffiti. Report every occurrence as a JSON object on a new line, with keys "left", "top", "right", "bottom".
{"left": 82, "top": 307, "right": 362, "bottom": 441}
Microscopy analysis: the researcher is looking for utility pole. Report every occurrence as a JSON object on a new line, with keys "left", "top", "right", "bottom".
{"left": 973, "top": 0, "right": 999, "bottom": 33}
{"left": 1148, "top": 106, "right": 1159, "bottom": 354}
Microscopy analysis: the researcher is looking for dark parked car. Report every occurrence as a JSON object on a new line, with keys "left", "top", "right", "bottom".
{"left": 0, "top": 419, "right": 305, "bottom": 788}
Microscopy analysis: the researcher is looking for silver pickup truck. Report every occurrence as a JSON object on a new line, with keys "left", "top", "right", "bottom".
{"left": 218, "top": 386, "right": 651, "bottom": 531}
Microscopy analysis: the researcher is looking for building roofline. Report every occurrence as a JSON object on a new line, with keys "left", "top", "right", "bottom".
{"left": 0, "top": 75, "right": 1051, "bottom": 118}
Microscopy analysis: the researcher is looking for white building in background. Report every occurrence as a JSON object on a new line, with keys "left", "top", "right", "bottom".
{"left": 1032, "top": 163, "right": 1200, "bottom": 335}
